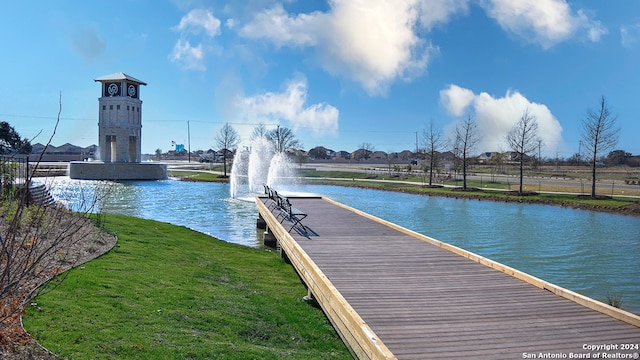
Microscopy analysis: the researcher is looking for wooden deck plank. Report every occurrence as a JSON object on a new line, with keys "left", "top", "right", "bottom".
{"left": 256, "top": 196, "right": 640, "bottom": 359}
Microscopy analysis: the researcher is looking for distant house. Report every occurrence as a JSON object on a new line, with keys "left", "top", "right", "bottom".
{"left": 478, "top": 151, "right": 508, "bottom": 164}
{"left": 396, "top": 150, "right": 414, "bottom": 161}
{"left": 30, "top": 143, "right": 97, "bottom": 161}
{"left": 507, "top": 151, "right": 532, "bottom": 162}
{"left": 371, "top": 151, "right": 388, "bottom": 160}
{"left": 477, "top": 151, "right": 528, "bottom": 164}
{"left": 627, "top": 156, "right": 640, "bottom": 167}
{"left": 333, "top": 151, "right": 350, "bottom": 160}
{"left": 439, "top": 151, "right": 456, "bottom": 170}
{"left": 477, "top": 152, "right": 495, "bottom": 164}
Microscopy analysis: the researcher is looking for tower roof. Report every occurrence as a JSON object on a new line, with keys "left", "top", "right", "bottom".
{"left": 94, "top": 72, "right": 147, "bottom": 86}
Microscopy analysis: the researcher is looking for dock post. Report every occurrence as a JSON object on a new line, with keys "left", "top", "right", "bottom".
{"left": 256, "top": 214, "right": 266, "bottom": 230}
{"left": 263, "top": 231, "right": 277, "bottom": 248}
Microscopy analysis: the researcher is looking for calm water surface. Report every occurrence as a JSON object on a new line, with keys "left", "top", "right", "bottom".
{"left": 44, "top": 178, "right": 640, "bottom": 313}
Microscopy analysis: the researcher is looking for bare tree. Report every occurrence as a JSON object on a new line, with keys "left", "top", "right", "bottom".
{"left": 385, "top": 151, "right": 396, "bottom": 177}
{"left": 453, "top": 115, "right": 480, "bottom": 190}
{"left": 214, "top": 123, "right": 239, "bottom": 178}
{"left": 355, "top": 142, "right": 375, "bottom": 162}
{"left": 250, "top": 123, "right": 268, "bottom": 141}
{"left": 422, "top": 121, "right": 445, "bottom": 186}
{"left": 581, "top": 96, "right": 619, "bottom": 198}
{"left": 506, "top": 109, "right": 540, "bottom": 194}
{"left": 267, "top": 125, "right": 300, "bottom": 153}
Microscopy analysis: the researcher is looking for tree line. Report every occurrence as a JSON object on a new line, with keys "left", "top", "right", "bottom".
{"left": 422, "top": 96, "right": 620, "bottom": 199}
{"left": 211, "top": 96, "right": 623, "bottom": 199}
{"left": 1, "top": 96, "right": 626, "bottom": 200}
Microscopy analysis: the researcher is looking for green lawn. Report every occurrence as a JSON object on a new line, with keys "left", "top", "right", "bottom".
{"left": 23, "top": 215, "right": 351, "bottom": 359}
{"left": 168, "top": 170, "right": 229, "bottom": 182}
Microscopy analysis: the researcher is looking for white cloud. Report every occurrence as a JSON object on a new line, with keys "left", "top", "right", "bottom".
{"left": 235, "top": 77, "right": 339, "bottom": 135}
{"left": 172, "top": 8, "right": 221, "bottom": 37}
{"left": 169, "top": 39, "right": 206, "bottom": 71}
{"left": 318, "top": 0, "right": 432, "bottom": 96}
{"left": 238, "top": 3, "right": 322, "bottom": 47}
{"left": 236, "top": 0, "right": 605, "bottom": 94}
{"left": 440, "top": 84, "right": 475, "bottom": 116}
{"left": 225, "top": 18, "right": 236, "bottom": 30}
{"left": 479, "top": 0, "right": 606, "bottom": 49}
{"left": 170, "top": 9, "right": 221, "bottom": 71}
{"left": 440, "top": 84, "right": 563, "bottom": 155}
{"left": 416, "top": 0, "right": 470, "bottom": 29}
{"left": 238, "top": 0, "right": 470, "bottom": 96}
{"left": 621, "top": 22, "right": 640, "bottom": 48}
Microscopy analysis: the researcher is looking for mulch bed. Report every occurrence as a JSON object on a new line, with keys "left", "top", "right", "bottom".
{"left": 0, "top": 206, "right": 117, "bottom": 359}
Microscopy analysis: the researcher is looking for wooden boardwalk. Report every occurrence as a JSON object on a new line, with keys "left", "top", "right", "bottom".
{"left": 256, "top": 196, "right": 640, "bottom": 360}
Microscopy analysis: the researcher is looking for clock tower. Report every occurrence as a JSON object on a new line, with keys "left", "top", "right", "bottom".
{"left": 94, "top": 72, "right": 147, "bottom": 163}
{"left": 69, "top": 72, "right": 166, "bottom": 180}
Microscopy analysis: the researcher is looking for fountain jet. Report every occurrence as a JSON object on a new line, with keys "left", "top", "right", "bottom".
{"left": 230, "top": 136, "right": 296, "bottom": 199}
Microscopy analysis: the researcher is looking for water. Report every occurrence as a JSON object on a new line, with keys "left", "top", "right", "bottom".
{"left": 47, "top": 178, "right": 261, "bottom": 246}
{"left": 43, "top": 177, "right": 640, "bottom": 313}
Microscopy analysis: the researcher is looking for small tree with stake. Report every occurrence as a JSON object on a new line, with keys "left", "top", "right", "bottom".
{"left": 453, "top": 115, "right": 479, "bottom": 190}
{"left": 581, "top": 96, "right": 619, "bottom": 199}
{"left": 214, "top": 123, "right": 239, "bottom": 178}
{"left": 422, "top": 121, "right": 445, "bottom": 187}
{"left": 506, "top": 109, "right": 540, "bottom": 195}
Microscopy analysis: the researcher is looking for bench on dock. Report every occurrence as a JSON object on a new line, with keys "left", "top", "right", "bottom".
{"left": 263, "top": 184, "right": 307, "bottom": 233}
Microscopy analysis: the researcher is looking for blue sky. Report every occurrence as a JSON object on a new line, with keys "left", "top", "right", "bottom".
{"left": 2, "top": 1, "right": 639, "bottom": 158}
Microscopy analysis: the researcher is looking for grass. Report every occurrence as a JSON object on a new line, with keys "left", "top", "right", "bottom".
{"left": 23, "top": 215, "right": 351, "bottom": 359}
{"left": 168, "top": 170, "right": 229, "bottom": 182}
{"left": 302, "top": 168, "right": 640, "bottom": 196}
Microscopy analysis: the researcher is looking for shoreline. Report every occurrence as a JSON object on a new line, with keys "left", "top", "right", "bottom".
{"left": 170, "top": 170, "right": 640, "bottom": 217}
{"left": 301, "top": 178, "right": 640, "bottom": 217}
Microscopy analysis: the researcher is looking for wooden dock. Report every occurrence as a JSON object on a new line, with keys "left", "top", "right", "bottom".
{"left": 256, "top": 196, "right": 640, "bottom": 359}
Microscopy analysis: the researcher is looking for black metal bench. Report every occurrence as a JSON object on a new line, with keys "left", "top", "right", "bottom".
{"left": 263, "top": 184, "right": 279, "bottom": 210}
{"left": 263, "top": 184, "right": 307, "bottom": 233}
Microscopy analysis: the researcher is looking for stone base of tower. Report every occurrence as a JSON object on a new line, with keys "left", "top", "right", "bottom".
{"left": 69, "top": 161, "right": 167, "bottom": 180}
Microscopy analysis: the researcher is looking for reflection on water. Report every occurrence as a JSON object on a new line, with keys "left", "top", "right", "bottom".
{"left": 43, "top": 178, "right": 640, "bottom": 313}
{"left": 46, "top": 177, "right": 261, "bottom": 247}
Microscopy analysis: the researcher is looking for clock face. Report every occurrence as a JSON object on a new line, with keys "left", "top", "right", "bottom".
{"left": 106, "top": 83, "right": 120, "bottom": 96}
{"left": 128, "top": 84, "right": 137, "bottom": 97}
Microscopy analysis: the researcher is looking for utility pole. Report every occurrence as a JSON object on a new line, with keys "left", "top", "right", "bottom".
{"left": 538, "top": 140, "right": 541, "bottom": 161}
{"left": 578, "top": 140, "right": 582, "bottom": 165}
{"left": 187, "top": 120, "right": 191, "bottom": 163}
